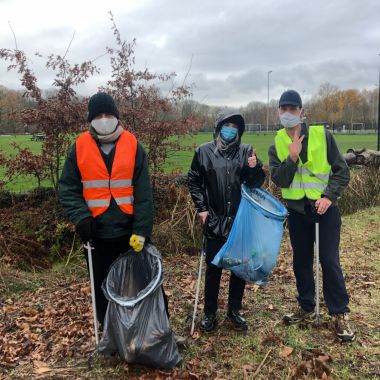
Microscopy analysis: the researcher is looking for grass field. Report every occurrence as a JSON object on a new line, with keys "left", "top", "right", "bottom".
{"left": 165, "top": 132, "right": 378, "bottom": 172}
{"left": 0, "top": 133, "right": 378, "bottom": 191}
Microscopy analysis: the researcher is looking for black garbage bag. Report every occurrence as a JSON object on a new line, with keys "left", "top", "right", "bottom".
{"left": 98, "top": 243, "right": 181, "bottom": 369}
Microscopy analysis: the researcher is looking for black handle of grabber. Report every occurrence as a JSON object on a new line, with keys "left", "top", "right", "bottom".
{"left": 309, "top": 199, "right": 320, "bottom": 224}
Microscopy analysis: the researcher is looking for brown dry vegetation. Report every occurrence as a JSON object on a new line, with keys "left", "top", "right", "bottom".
{"left": 0, "top": 206, "right": 379, "bottom": 380}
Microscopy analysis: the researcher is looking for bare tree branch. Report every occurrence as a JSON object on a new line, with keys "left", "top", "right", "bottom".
{"left": 181, "top": 53, "right": 193, "bottom": 88}
{"left": 91, "top": 51, "right": 108, "bottom": 63}
{"left": 63, "top": 30, "right": 76, "bottom": 60}
{"left": 8, "top": 21, "right": 18, "bottom": 50}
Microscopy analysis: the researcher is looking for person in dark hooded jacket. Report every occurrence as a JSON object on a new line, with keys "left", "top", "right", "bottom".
{"left": 188, "top": 109, "right": 265, "bottom": 331}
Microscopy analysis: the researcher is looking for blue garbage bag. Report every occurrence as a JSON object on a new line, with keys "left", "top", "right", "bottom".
{"left": 212, "top": 185, "right": 288, "bottom": 285}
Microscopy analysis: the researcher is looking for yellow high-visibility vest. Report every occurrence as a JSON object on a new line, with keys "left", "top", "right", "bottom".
{"left": 274, "top": 125, "right": 331, "bottom": 200}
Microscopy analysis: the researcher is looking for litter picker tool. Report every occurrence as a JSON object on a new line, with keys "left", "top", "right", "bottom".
{"left": 84, "top": 242, "right": 99, "bottom": 368}
{"left": 313, "top": 211, "right": 321, "bottom": 327}
{"left": 190, "top": 237, "right": 205, "bottom": 336}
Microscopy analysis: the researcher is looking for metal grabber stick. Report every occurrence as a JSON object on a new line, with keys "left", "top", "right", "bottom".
{"left": 190, "top": 237, "right": 205, "bottom": 336}
{"left": 84, "top": 242, "right": 99, "bottom": 347}
{"left": 314, "top": 217, "right": 320, "bottom": 326}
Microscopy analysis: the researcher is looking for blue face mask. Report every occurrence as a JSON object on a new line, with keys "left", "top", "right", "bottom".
{"left": 220, "top": 125, "right": 238, "bottom": 142}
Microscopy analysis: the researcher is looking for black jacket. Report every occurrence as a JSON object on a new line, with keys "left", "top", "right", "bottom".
{"left": 188, "top": 110, "right": 265, "bottom": 241}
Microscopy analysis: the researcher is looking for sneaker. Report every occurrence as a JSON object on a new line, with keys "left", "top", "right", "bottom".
{"left": 331, "top": 313, "right": 355, "bottom": 342}
{"left": 199, "top": 314, "right": 218, "bottom": 332}
{"left": 283, "top": 307, "right": 316, "bottom": 324}
{"left": 227, "top": 309, "right": 248, "bottom": 331}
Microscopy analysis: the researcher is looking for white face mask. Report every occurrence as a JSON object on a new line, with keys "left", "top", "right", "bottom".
{"left": 279, "top": 111, "right": 301, "bottom": 129}
{"left": 91, "top": 116, "right": 118, "bottom": 135}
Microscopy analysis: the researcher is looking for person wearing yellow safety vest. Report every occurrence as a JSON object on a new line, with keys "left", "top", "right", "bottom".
{"left": 58, "top": 92, "right": 154, "bottom": 325}
{"left": 268, "top": 90, "right": 354, "bottom": 342}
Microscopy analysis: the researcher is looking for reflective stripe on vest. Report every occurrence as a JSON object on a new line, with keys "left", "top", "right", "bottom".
{"left": 114, "top": 196, "right": 134, "bottom": 205}
{"left": 82, "top": 179, "right": 133, "bottom": 189}
{"left": 297, "top": 167, "right": 330, "bottom": 181}
{"left": 76, "top": 130, "right": 137, "bottom": 217}
{"left": 274, "top": 125, "right": 331, "bottom": 200}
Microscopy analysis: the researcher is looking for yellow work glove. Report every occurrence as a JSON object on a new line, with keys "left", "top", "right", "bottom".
{"left": 129, "top": 234, "right": 145, "bottom": 253}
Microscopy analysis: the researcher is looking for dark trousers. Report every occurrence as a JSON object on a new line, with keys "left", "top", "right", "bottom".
{"left": 84, "top": 235, "right": 169, "bottom": 324}
{"left": 204, "top": 238, "right": 246, "bottom": 315}
{"left": 288, "top": 206, "right": 350, "bottom": 315}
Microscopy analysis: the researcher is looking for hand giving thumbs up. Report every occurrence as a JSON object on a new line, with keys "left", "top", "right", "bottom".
{"left": 248, "top": 147, "right": 257, "bottom": 168}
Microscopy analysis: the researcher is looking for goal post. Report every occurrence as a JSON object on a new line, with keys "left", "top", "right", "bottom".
{"left": 245, "top": 123, "right": 262, "bottom": 133}
{"left": 351, "top": 122, "right": 365, "bottom": 133}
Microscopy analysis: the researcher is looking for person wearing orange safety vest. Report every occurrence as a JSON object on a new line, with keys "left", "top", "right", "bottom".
{"left": 58, "top": 92, "right": 154, "bottom": 324}
{"left": 268, "top": 90, "right": 354, "bottom": 342}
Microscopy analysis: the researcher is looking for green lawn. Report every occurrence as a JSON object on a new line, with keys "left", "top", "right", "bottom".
{"left": 165, "top": 132, "right": 377, "bottom": 172}
{"left": 0, "top": 135, "right": 43, "bottom": 155}
{"left": 0, "top": 133, "right": 378, "bottom": 191}
{"left": 0, "top": 135, "right": 47, "bottom": 191}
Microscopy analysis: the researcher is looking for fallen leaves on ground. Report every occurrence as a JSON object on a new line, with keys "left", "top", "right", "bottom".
{"left": 290, "top": 350, "right": 333, "bottom": 379}
{"left": 0, "top": 280, "right": 94, "bottom": 368}
{"left": 0, "top": 207, "right": 379, "bottom": 379}
{"left": 279, "top": 346, "right": 293, "bottom": 358}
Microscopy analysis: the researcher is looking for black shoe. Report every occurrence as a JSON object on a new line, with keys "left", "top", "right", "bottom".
{"left": 227, "top": 309, "right": 248, "bottom": 331}
{"left": 199, "top": 314, "right": 217, "bottom": 332}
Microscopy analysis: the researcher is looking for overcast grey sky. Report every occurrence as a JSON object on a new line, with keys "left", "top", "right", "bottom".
{"left": 1, "top": 0, "right": 379, "bottom": 106}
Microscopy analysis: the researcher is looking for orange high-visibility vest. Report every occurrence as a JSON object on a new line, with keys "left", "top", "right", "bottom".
{"left": 76, "top": 130, "right": 137, "bottom": 217}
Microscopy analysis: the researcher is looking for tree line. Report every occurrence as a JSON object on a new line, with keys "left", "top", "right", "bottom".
{"left": 1, "top": 70, "right": 378, "bottom": 137}
{"left": 180, "top": 83, "right": 378, "bottom": 132}
{"left": 2, "top": 70, "right": 378, "bottom": 137}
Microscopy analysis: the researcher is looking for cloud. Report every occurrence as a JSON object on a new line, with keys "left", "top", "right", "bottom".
{"left": 1, "top": 0, "right": 379, "bottom": 106}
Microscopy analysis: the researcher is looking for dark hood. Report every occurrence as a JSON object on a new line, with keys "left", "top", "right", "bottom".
{"left": 214, "top": 109, "right": 245, "bottom": 138}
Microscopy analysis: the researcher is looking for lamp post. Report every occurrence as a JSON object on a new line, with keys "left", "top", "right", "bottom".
{"left": 266, "top": 70, "right": 273, "bottom": 133}
{"left": 377, "top": 53, "right": 380, "bottom": 151}
{"left": 373, "top": 85, "right": 378, "bottom": 130}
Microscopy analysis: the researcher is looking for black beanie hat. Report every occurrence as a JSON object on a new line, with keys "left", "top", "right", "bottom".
{"left": 87, "top": 92, "right": 120, "bottom": 122}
